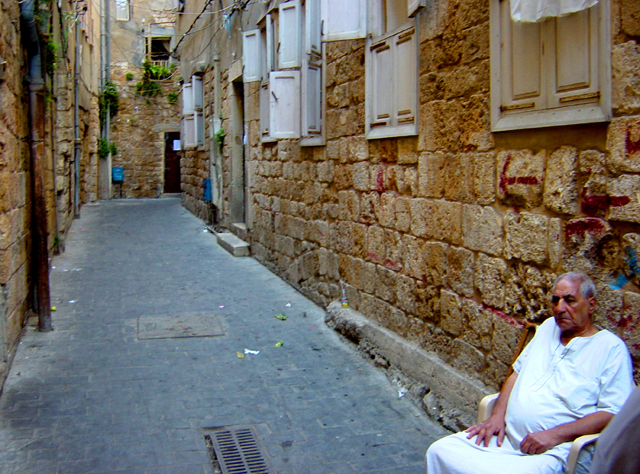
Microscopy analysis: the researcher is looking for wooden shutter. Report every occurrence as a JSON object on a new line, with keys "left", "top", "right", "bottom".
{"left": 192, "top": 76, "right": 203, "bottom": 111}
{"left": 260, "top": 82, "right": 270, "bottom": 139}
{"left": 279, "top": 0, "right": 302, "bottom": 69}
{"left": 270, "top": 71, "right": 301, "bottom": 138}
{"left": 195, "top": 112, "right": 204, "bottom": 147}
{"left": 266, "top": 14, "right": 275, "bottom": 73}
{"left": 321, "top": 0, "right": 366, "bottom": 41}
{"left": 499, "top": 0, "right": 544, "bottom": 114}
{"left": 302, "top": 0, "right": 323, "bottom": 142}
{"left": 548, "top": 7, "right": 600, "bottom": 108}
{"left": 370, "top": 37, "right": 393, "bottom": 128}
{"left": 184, "top": 114, "right": 195, "bottom": 147}
{"left": 394, "top": 26, "right": 416, "bottom": 126}
{"left": 182, "top": 83, "right": 193, "bottom": 115}
{"left": 243, "top": 29, "right": 261, "bottom": 82}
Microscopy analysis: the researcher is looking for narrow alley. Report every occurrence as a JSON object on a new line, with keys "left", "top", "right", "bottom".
{"left": 0, "top": 198, "right": 446, "bottom": 474}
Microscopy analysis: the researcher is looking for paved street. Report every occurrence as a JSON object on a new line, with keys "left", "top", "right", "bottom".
{"left": 0, "top": 198, "right": 447, "bottom": 474}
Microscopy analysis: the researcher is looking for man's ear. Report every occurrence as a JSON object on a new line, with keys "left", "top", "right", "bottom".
{"left": 588, "top": 297, "right": 597, "bottom": 315}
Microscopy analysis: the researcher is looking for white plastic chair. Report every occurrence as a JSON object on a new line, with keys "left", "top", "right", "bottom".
{"left": 478, "top": 393, "right": 600, "bottom": 474}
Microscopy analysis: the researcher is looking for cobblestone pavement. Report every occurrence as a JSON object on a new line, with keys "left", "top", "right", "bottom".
{"left": 0, "top": 198, "right": 447, "bottom": 474}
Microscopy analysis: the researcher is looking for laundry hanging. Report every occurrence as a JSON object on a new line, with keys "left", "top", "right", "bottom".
{"left": 510, "top": 0, "right": 599, "bottom": 22}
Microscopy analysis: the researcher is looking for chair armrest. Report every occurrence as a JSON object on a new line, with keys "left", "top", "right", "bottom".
{"left": 478, "top": 393, "right": 500, "bottom": 424}
{"left": 566, "top": 433, "right": 600, "bottom": 474}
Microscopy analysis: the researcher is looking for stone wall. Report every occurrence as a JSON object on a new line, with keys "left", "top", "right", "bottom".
{"left": 243, "top": 0, "right": 640, "bottom": 392}
{"left": 110, "top": 64, "right": 181, "bottom": 198}
{"left": 0, "top": 0, "right": 31, "bottom": 379}
{"left": 180, "top": 0, "right": 640, "bottom": 424}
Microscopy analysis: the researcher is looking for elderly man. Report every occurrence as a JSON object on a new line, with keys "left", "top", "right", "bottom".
{"left": 425, "top": 272, "right": 634, "bottom": 474}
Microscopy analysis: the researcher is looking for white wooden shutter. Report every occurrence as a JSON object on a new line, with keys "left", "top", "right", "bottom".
{"left": 302, "top": 0, "right": 323, "bottom": 142}
{"left": 242, "top": 29, "right": 261, "bottom": 82}
{"left": 266, "top": 14, "right": 275, "bottom": 73}
{"left": 270, "top": 71, "right": 301, "bottom": 138}
{"left": 184, "top": 114, "right": 195, "bottom": 147}
{"left": 394, "top": 26, "right": 416, "bottom": 126}
{"left": 192, "top": 76, "right": 203, "bottom": 111}
{"left": 499, "top": 0, "right": 544, "bottom": 114}
{"left": 306, "top": 0, "right": 321, "bottom": 56}
{"left": 195, "top": 112, "right": 204, "bottom": 146}
{"left": 370, "top": 38, "right": 393, "bottom": 128}
{"left": 260, "top": 82, "right": 271, "bottom": 139}
{"left": 321, "top": 0, "right": 366, "bottom": 40}
{"left": 548, "top": 7, "right": 600, "bottom": 108}
{"left": 182, "top": 83, "right": 193, "bottom": 115}
{"left": 279, "top": 0, "right": 302, "bottom": 69}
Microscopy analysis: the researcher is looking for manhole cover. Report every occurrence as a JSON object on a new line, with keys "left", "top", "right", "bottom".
{"left": 204, "top": 425, "right": 274, "bottom": 474}
{"left": 137, "top": 313, "right": 225, "bottom": 340}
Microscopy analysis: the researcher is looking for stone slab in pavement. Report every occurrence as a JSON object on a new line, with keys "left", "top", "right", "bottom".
{"left": 0, "top": 198, "right": 448, "bottom": 474}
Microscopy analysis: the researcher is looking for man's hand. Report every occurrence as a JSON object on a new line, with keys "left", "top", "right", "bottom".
{"left": 465, "top": 415, "right": 506, "bottom": 447}
{"left": 519, "top": 430, "right": 562, "bottom": 454}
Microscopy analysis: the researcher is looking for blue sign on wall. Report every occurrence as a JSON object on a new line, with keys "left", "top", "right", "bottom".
{"left": 203, "top": 179, "right": 212, "bottom": 202}
{"left": 112, "top": 167, "right": 124, "bottom": 183}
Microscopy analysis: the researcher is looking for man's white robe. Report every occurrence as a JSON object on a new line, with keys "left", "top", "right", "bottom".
{"left": 426, "top": 318, "right": 634, "bottom": 474}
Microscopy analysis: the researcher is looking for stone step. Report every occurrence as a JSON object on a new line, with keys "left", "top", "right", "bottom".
{"left": 215, "top": 232, "right": 250, "bottom": 257}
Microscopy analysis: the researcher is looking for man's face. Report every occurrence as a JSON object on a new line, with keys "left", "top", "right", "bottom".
{"left": 551, "top": 278, "right": 596, "bottom": 336}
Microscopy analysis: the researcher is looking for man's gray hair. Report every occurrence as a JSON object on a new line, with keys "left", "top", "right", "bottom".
{"left": 553, "top": 272, "right": 597, "bottom": 299}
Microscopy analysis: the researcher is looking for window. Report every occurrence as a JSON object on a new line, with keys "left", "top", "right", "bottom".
{"left": 243, "top": 0, "right": 324, "bottom": 145}
{"left": 181, "top": 76, "right": 204, "bottom": 148}
{"left": 147, "top": 37, "right": 172, "bottom": 69}
{"left": 365, "top": 0, "right": 418, "bottom": 139}
{"left": 321, "top": 0, "right": 366, "bottom": 41}
{"left": 489, "top": 0, "right": 611, "bottom": 131}
{"left": 115, "top": 0, "right": 129, "bottom": 21}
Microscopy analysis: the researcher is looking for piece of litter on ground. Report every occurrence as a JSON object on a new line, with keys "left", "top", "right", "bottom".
{"left": 398, "top": 387, "right": 408, "bottom": 398}
{"left": 50, "top": 306, "right": 56, "bottom": 311}
{"left": 285, "top": 303, "right": 291, "bottom": 307}
{"left": 274, "top": 340, "right": 284, "bottom": 347}
{"left": 236, "top": 351, "right": 245, "bottom": 359}
{"left": 218, "top": 305, "right": 225, "bottom": 309}
{"left": 274, "top": 313, "right": 288, "bottom": 321}
{"left": 244, "top": 349, "right": 260, "bottom": 355}
{"left": 68, "top": 300, "right": 77, "bottom": 304}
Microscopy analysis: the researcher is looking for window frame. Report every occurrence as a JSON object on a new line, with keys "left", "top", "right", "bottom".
{"left": 115, "top": 0, "right": 130, "bottom": 21}
{"left": 489, "top": 0, "right": 612, "bottom": 132}
{"left": 365, "top": 0, "right": 418, "bottom": 140}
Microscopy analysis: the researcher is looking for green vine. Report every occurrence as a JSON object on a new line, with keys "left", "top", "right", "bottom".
{"left": 215, "top": 127, "right": 225, "bottom": 153}
{"left": 167, "top": 92, "right": 179, "bottom": 104}
{"left": 99, "top": 82, "right": 119, "bottom": 127}
{"left": 98, "top": 138, "right": 118, "bottom": 159}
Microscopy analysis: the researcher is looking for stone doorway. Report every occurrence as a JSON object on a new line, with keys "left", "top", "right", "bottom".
{"left": 164, "top": 132, "right": 181, "bottom": 194}
{"left": 230, "top": 80, "right": 246, "bottom": 226}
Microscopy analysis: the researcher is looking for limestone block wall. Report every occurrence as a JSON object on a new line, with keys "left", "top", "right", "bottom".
{"left": 0, "top": 0, "right": 31, "bottom": 376}
{"left": 181, "top": 67, "right": 215, "bottom": 220}
{"left": 110, "top": 64, "right": 181, "bottom": 199}
{"left": 240, "top": 0, "right": 640, "bottom": 394}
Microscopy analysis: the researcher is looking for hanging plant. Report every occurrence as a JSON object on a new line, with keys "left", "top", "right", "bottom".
{"left": 214, "top": 127, "right": 225, "bottom": 153}
{"left": 99, "top": 82, "right": 119, "bottom": 127}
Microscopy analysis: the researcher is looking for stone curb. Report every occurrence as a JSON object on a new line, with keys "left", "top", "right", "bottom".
{"left": 326, "top": 300, "right": 491, "bottom": 431}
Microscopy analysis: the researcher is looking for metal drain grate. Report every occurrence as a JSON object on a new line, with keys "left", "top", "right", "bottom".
{"left": 204, "top": 425, "right": 274, "bottom": 474}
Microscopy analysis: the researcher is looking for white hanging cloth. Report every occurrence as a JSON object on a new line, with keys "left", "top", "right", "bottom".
{"left": 510, "top": 0, "right": 599, "bottom": 22}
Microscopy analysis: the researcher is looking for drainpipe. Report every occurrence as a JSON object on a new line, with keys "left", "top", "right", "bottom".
{"left": 20, "top": 0, "right": 53, "bottom": 332}
{"left": 74, "top": 13, "right": 81, "bottom": 218}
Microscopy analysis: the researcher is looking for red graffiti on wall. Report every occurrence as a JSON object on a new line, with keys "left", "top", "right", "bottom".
{"left": 581, "top": 187, "right": 632, "bottom": 216}
{"left": 625, "top": 129, "right": 640, "bottom": 156}
{"left": 564, "top": 218, "right": 607, "bottom": 238}
{"left": 499, "top": 154, "right": 540, "bottom": 196}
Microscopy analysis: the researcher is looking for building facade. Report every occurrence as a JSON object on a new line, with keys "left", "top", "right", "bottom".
{"left": 0, "top": 0, "right": 102, "bottom": 387}
{"left": 109, "top": 0, "right": 182, "bottom": 198}
{"left": 178, "top": 0, "right": 640, "bottom": 427}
